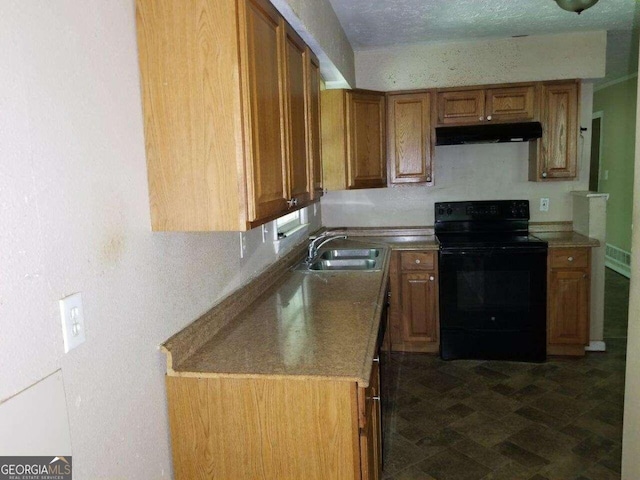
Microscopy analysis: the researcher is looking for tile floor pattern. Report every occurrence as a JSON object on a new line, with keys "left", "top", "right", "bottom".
{"left": 381, "top": 269, "right": 628, "bottom": 480}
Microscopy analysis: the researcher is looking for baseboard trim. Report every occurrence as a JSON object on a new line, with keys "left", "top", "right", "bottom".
{"left": 585, "top": 341, "right": 606, "bottom": 352}
{"left": 605, "top": 259, "right": 631, "bottom": 278}
{"left": 605, "top": 243, "right": 631, "bottom": 278}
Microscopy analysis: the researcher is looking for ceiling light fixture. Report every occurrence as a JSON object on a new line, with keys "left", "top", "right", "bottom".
{"left": 554, "top": 0, "right": 599, "bottom": 14}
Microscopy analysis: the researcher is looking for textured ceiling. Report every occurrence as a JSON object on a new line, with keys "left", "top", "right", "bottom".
{"left": 328, "top": 0, "right": 639, "bottom": 82}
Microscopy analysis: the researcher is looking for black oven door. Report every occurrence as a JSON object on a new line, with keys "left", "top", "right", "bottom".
{"left": 439, "top": 246, "right": 547, "bottom": 362}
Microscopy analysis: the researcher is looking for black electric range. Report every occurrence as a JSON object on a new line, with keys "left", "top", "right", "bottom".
{"left": 435, "top": 200, "right": 548, "bottom": 362}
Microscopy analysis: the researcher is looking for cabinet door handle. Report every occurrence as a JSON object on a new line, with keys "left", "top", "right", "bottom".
{"left": 486, "top": 115, "right": 492, "bottom": 121}
{"left": 429, "top": 276, "right": 435, "bottom": 281}
{"left": 541, "top": 171, "right": 548, "bottom": 178}
{"left": 426, "top": 175, "right": 432, "bottom": 182}
{"left": 568, "top": 256, "right": 574, "bottom": 262}
{"left": 415, "top": 259, "right": 421, "bottom": 264}
{"left": 583, "top": 274, "right": 588, "bottom": 279}
{"left": 373, "top": 356, "right": 380, "bottom": 363}
{"left": 479, "top": 116, "right": 484, "bottom": 121}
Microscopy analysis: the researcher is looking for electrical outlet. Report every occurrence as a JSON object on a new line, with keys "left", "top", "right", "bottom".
{"left": 59, "top": 292, "right": 86, "bottom": 353}
{"left": 239, "top": 232, "right": 247, "bottom": 258}
{"left": 540, "top": 198, "right": 549, "bottom": 212}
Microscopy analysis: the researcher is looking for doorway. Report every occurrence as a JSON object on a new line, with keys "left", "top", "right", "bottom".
{"left": 590, "top": 112, "right": 603, "bottom": 192}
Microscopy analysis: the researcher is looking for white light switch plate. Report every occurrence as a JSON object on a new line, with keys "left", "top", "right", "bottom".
{"left": 59, "top": 292, "right": 86, "bottom": 353}
{"left": 239, "top": 232, "right": 247, "bottom": 258}
{"left": 540, "top": 198, "right": 549, "bottom": 212}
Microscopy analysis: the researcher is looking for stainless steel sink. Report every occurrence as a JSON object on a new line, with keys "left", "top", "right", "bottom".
{"left": 320, "top": 248, "right": 381, "bottom": 260}
{"left": 308, "top": 258, "right": 378, "bottom": 271}
{"left": 298, "top": 247, "right": 383, "bottom": 271}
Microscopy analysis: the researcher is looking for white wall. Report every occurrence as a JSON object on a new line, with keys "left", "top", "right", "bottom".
{"left": 622, "top": 38, "right": 640, "bottom": 480}
{"left": 271, "top": 0, "right": 355, "bottom": 88}
{"left": 0, "top": 372, "right": 72, "bottom": 456}
{"left": 355, "top": 31, "right": 606, "bottom": 91}
{"left": 0, "top": 1, "right": 319, "bottom": 477}
{"left": 323, "top": 85, "right": 593, "bottom": 227}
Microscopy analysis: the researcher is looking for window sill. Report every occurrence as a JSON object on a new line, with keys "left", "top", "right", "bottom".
{"left": 274, "top": 223, "right": 310, "bottom": 255}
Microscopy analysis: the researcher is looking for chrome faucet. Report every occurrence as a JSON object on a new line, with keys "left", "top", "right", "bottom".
{"left": 306, "top": 233, "right": 347, "bottom": 264}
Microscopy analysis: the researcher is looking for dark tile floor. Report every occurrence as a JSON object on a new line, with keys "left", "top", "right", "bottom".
{"left": 381, "top": 268, "right": 629, "bottom": 480}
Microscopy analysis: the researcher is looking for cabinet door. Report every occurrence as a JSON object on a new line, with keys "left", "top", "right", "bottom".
{"left": 486, "top": 86, "right": 536, "bottom": 123}
{"left": 305, "top": 51, "right": 323, "bottom": 199}
{"left": 548, "top": 269, "right": 589, "bottom": 345}
{"left": 536, "top": 81, "right": 579, "bottom": 180}
{"left": 401, "top": 272, "right": 438, "bottom": 343}
{"left": 436, "top": 89, "right": 485, "bottom": 125}
{"left": 347, "top": 92, "right": 386, "bottom": 189}
{"left": 244, "top": 0, "right": 288, "bottom": 221}
{"left": 359, "top": 362, "right": 381, "bottom": 480}
{"left": 387, "top": 92, "right": 433, "bottom": 185}
{"left": 283, "top": 24, "right": 311, "bottom": 206}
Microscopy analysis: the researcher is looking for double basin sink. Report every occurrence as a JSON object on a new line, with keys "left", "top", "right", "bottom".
{"left": 300, "top": 248, "right": 383, "bottom": 271}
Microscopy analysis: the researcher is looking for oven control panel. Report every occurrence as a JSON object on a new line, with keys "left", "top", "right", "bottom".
{"left": 435, "top": 200, "right": 530, "bottom": 221}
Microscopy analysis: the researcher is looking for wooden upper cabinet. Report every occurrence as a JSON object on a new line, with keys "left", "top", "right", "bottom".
{"left": 529, "top": 81, "right": 579, "bottom": 181}
{"left": 387, "top": 92, "right": 433, "bottom": 185}
{"left": 486, "top": 86, "right": 536, "bottom": 123}
{"left": 305, "top": 51, "right": 323, "bottom": 199}
{"left": 282, "top": 24, "right": 311, "bottom": 206}
{"left": 244, "top": 0, "right": 288, "bottom": 222}
{"left": 348, "top": 92, "right": 387, "bottom": 189}
{"left": 436, "top": 84, "right": 537, "bottom": 126}
{"left": 437, "top": 89, "right": 485, "bottom": 125}
{"left": 322, "top": 89, "right": 386, "bottom": 190}
{"left": 135, "top": 0, "right": 319, "bottom": 231}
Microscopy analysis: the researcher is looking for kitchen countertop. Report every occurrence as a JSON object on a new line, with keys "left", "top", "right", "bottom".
{"left": 534, "top": 231, "right": 600, "bottom": 248}
{"left": 163, "top": 239, "right": 390, "bottom": 387}
{"left": 161, "top": 227, "right": 598, "bottom": 387}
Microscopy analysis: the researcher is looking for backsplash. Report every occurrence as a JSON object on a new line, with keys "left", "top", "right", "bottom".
{"left": 322, "top": 140, "right": 589, "bottom": 227}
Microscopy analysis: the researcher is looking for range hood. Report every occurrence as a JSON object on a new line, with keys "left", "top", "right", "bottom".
{"left": 436, "top": 121, "right": 543, "bottom": 146}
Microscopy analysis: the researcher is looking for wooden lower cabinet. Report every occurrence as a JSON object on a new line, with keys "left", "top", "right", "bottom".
{"left": 547, "top": 247, "right": 591, "bottom": 356}
{"left": 358, "top": 362, "right": 382, "bottom": 480}
{"left": 389, "top": 250, "right": 440, "bottom": 353}
{"left": 166, "top": 364, "right": 381, "bottom": 479}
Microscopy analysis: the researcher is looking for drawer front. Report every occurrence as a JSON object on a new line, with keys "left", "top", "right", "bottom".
{"left": 550, "top": 248, "right": 589, "bottom": 269}
{"left": 401, "top": 251, "right": 435, "bottom": 271}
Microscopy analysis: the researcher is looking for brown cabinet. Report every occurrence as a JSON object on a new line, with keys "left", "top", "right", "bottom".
{"left": 135, "top": 0, "right": 319, "bottom": 231}
{"left": 547, "top": 247, "right": 591, "bottom": 356}
{"left": 322, "top": 89, "right": 387, "bottom": 190}
{"left": 436, "top": 84, "right": 536, "bottom": 126}
{"left": 165, "top": 349, "right": 383, "bottom": 480}
{"left": 306, "top": 52, "right": 323, "bottom": 199}
{"left": 389, "top": 250, "right": 439, "bottom": 353}
{"left": 529, "top": 80, "right": 579, "bottom": 181}
{"left": 486, "top": 86, "right": 537, "bottom": 123}
{"left": 245, "top": 0, "right": 289, "bottom": 222}
{"left": 387, "top": 92, "right": 434, "bottom": 185}
{"left": 283, "top": 23, "right": 312, "bottom": 207}
{"left": 358, "top": 361, "right": 382, "bottom": 480}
